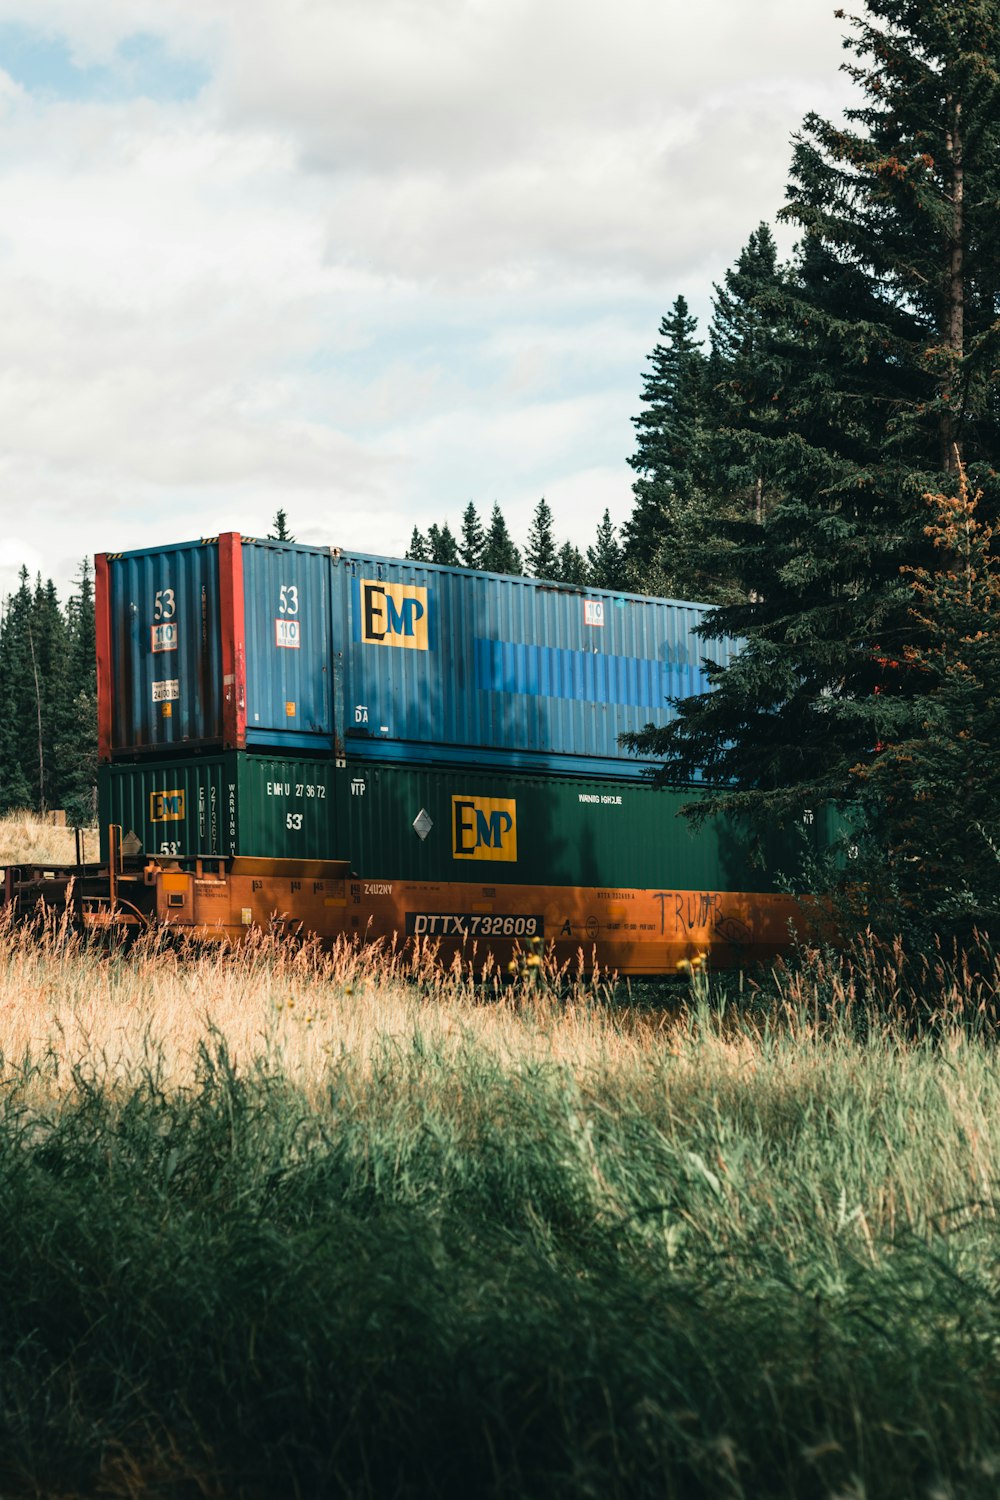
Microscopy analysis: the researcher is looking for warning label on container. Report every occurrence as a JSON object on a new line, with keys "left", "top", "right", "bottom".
{"left": 275, "top": 618, "right": 301, "bottom": 649}
{"left": 152, "top": 679, "right": 179, "bottom": 702}
{"left": 151, "top": 623, "right": 178, "bottom": 653}
{"left": 405, "top": 913, "right": 543, "bottom": 938}
{"left": 583, "top": 600, "right": 605, "bottom": 627}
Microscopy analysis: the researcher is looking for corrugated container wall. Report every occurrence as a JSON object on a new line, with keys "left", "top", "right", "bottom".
{"left": 99, "top": 754, "right": 340, "bottom": 862}
{"left": 242, "top": 540, "right": 334, "bottom": 750}
{"left": 97, "top": 536, "right": 336, "bottom": 760}
{"left": 97, "top": 534, "right": 738, "bottom": 774}
{"left": 344, "top": 761, "right": 819, "bottom": 892}
{"left": 333, "top": 554, "right": 736, "bottom": 775}
{"left": 98, "top": 538, "right": 226, "bottom": 757}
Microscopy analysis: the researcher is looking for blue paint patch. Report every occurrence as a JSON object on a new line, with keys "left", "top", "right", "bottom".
{"left": 473, "top": 638, "right": 707, "bottom": 709}
{"left": 0, "top": 24, "right": 209, "bottom": 103}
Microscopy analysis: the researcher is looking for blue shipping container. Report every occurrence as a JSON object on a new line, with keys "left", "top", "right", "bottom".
{"left": 99, "top": 538, "right": 226, "bottom": 756}
{"left": 332, "top": 553, "right": 736, "bottom": 777}
{"left": 98, "top": 535, "right": 336, "bottom": 759}
{"left": 242, "top": 540, "right": 334, "bottom": 750}
{"left": 98, "top": 535, "right": 737, "bottom": 774}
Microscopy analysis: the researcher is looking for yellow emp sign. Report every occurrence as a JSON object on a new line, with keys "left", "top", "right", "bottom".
{"left": 451, "top": 796, "right": 517, "bottom": 863}
{"left": 360, "top": 580, "right": 429, "bottom": 650}
{"left": 150, "top": 790, "right": 185, "bottom": 822}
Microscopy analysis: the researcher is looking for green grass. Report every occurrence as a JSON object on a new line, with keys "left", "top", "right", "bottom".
{"left": 0, "top": 938, "right": 996, "bottom": 1498}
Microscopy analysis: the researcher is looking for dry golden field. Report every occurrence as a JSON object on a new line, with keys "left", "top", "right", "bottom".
{"left": 0, "top": 810, "right": 99, "bottom": 866}
{"left": 1, "top": 814, "right": 1000, "bottom": 1497}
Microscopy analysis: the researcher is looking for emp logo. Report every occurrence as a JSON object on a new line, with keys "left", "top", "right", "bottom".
{"left": 360, "top": 580, "right": 429, "bottom": 650}
{"left": 451, "top": 796, "right": 517, "bottom": 863}
{"left": 150, "top": 790, "right": 185, "bottom": 822}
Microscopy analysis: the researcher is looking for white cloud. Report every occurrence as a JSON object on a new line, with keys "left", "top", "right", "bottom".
{"left": 0, "top": 0, "right": 859, "bottom": 593}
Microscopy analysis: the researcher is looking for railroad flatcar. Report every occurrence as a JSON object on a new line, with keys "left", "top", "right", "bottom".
{"left": 93, "top": 751, "right": 828, "bottom": 972}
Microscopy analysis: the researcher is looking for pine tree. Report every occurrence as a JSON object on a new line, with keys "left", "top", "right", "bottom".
{"left": 525, "top": 498, "right": 558, "bottom": 580}
{"left": 58, "top": 559, "right": 98, "bottom": 825}
{"left": 852, "top": 469, "right": 1000, "bottom": 943}
{"left": 0, "top": 576, "right": 30, "bottom": 810}
{"left": 427, "top": 522, "right": 460, "bottom": 567}
{"left": 554, "top": 541, "right": 589, "bottom": 586}
{"left": 270, "top": 509, "right": 294, "bottom": 542}
{"left": 31, "top": 575, "right": 69, "bottom": 814}
{"left": 0, "top": 573, "right": 33, "bottom": 811}
{"left": 624, "top": 295, "right": 707, "bottom": 580}
{"left": 586, "top": 510, "right": 627, "bottom": 591}
{"left": 481, "top": 504, "right": 523, "bottom": 576}
{"left": 459, "top": 502, "right": 486, "bottom": 570}
{"left": 626, "top": 0, "right": 1000, "bottom": 838}
{"left": 691, "top": 223, "right": 791, "bottom": 591}
{"left": 406, "top": 526, "right": 430, "bottom": 562}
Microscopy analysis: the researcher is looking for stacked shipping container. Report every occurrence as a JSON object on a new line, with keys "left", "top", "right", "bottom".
{"left": 96, "top": 532, "right": 741, "bottom": 867}
{"left": 95, "top": 533, "right": 822, "bottom": 968}
{"left": 97, "top": 535, "right": 731, "bottom": 774}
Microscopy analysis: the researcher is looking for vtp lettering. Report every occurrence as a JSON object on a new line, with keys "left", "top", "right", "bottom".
{"left": 451, "top": 796, "right": 517, "bottom": 863}
{"left": 360, "top": 579, "right": 429, "bottom": 651}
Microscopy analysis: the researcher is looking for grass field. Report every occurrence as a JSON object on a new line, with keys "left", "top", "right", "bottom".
{"left": 0, "top": 818, "right": 999, "bottom": 1496}
{"left": 0, "top": 811, "right": 99, "bottom": 866}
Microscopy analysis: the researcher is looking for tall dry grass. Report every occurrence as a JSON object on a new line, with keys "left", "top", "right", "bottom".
{"left": 0, "top": 810, "right": 98, "bottom": 866}
{"left": 1, "top": 816, "right": 1000, "bottom": 1494}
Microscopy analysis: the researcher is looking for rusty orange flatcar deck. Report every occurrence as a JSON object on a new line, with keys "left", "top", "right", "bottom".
{"left": 140, "top": 859, "right": 814, "bottom": 974}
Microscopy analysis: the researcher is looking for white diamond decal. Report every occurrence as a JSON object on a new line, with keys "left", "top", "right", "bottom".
{"left": 412, "top": 809, "right": 433, "bottom": 841}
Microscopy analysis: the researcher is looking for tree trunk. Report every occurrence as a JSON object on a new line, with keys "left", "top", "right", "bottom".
{"left": 942, "top": 97, "right": 964, "bottom": 472}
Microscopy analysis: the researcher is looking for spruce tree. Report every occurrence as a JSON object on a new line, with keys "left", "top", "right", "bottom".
{"left": 406, "top": 526, "right": 430, "bottom": 562}
{"left": 627, "top": 0, "right": 1000, "bottom": 836}
{"left": 525, "top": 498, "right": 558, "bottom": 580}
{"left": 708, "top": 224, "right": 786, "bottom": 521}
{"left": 481, "top": 504, "right": 523, "bottom": 576}
{"left": 624, "top": 295, "right": 707, "bottom": 580}
{"left": 0, "top": 575, "right": 33, "bottom": 811}
{"left": 31, "top": 575, "right": 69, "bottom": 813}
{"left": 269, "top": 509, "right": 294, "bottom": 542}
{"left": 58, "top": 559, "right": 98, "bottom": 825}
{"left": 852, "top": 468, "right": 1000, "bottom": 943}
{"left": 459, "top": 502, "right": 486, "bottom": 569}
{"left": 554, "top": 541, "right": 589, "bottom": 586}
{"left": 427, "top": 522, "right": 460, "bottom": 567}
{"left": 586, "top": 510, "right": 627, "bottom": 591}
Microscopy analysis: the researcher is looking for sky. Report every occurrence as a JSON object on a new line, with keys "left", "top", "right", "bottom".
{"left": 0, "top": 0, "right": 858, "bottom": 598}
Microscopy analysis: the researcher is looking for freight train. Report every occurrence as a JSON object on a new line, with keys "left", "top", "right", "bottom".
{"left": 1, "top": 535, "right": 827, "bottom": 973}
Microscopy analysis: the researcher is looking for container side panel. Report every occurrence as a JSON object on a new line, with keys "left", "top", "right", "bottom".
{"left": 333, "top": 557, "right": 738, "bottom": 766}
{"left": 99, "top": 754, "right": 339, "bottom": 863}
{"left": 344, "top": 761, "right": 816, "bottom": 894}
{"left": 235, "top": 755, "right": 339, "bottom": 860}
{"left": 107, "top": 542, "right": 223, "bottom": 755}
{"left": 242, "top": 541, "right": 334, "bottom": 748}
{"left": 99, "top": 757, "right": 229, "bottom": 862}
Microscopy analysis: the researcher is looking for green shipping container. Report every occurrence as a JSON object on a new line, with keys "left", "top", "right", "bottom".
{"left": 99, "top": 754, "right": 340, "bottom": 863}
{"left": 345, "top": 762, "right": 825, "bottom": 892}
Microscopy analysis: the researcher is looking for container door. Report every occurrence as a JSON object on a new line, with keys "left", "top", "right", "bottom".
{"left": 242, "top": 541, "right": 334, "bottom": 750}
{"left": 104, "top": 542, "right": 224, "bottom": 756}
{"left": 98, "top": 756, "right": 230, "bottom": 862}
